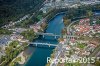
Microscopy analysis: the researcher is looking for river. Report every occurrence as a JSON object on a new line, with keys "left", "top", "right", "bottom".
{"left": 25, "top": 13, "right": 65, "bottom": 66}
{"left": 24, "top": 10, "right": 100, "bottom": 66}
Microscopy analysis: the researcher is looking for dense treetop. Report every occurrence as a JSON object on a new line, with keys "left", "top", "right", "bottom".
{"left": 0, "top": 0, "right": 45, "bottom": 26}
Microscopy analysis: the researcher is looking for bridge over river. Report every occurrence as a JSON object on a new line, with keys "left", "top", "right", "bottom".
{"left": 26, "top": 13, "right": 78, "bottom": 66}
{"left": 29, "top": 42, "right": 57, "bottom": 47}
{"left": 28, "top": 34, "right": 78, "bottom": 48}
{"left": 36, "top": 32, "right": 78, "bottom": 39}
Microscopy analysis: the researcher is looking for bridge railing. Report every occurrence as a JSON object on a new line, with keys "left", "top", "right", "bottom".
{"left": 29, "top": 42, "right": 57, "bottom": 47}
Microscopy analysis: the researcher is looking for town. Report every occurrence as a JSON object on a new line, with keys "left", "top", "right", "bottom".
{"left": 0, "top": 0, "right": 100, "bottom": 66}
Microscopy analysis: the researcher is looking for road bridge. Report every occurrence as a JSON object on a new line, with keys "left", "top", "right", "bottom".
{"left": 29, "top": 42, "right": 57, "bottom": 47}
{"left": 36, "top": 32, "right": 78, "bottom": 39}
{"left": 36, "top": 32, "right": 61, "bottom": 39}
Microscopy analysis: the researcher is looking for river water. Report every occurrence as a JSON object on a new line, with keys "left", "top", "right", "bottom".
{"left": 25, "top": 13, "right": 65, "bottom": 66}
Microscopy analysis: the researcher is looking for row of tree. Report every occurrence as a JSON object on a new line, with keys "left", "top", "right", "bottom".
{"left": 0, "top": 28, "right": 12, "bottom": 35}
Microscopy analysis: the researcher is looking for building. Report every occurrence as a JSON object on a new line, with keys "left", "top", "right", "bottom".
{"left": 0, "top": 35, "right": 12, "bottom": 49}
{"left": 10, "top": 34, "right": 24, "bottom": 42}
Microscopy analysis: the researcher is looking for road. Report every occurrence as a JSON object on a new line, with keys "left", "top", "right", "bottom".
{"left": 50, "top": 45, "right": 63, "bottom": 66}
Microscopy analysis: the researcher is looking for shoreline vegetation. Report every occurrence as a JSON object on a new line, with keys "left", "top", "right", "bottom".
{"left": 0, "top": 41, "right": 28, "bottom": 66}
{"left": 9, "top": 52, "right": 26, "bottom": 65}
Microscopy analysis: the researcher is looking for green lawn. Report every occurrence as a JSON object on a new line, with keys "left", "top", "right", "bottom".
{"left": 77, "top": 43, "right": 86, "bottom": 49}
{"left": 37, "top": 15, "right": 42, "bottom": 20}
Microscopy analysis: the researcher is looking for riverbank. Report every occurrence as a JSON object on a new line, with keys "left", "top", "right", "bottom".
{"left": 16, "top": 46, "right": 35, "bottom": 66}
{"left": 14, "top": 52, "right": 26, "bottom": 65}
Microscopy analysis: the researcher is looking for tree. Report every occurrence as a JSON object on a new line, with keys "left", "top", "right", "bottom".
{"left": 40, "top": 22, "right": 48, "bottom": 30}
{"left": 0, "top": 0, "right": 45, "bottom": 27}
{"left": 86, "top": 10, "right": 93, "bottom": 17}
{"left": 63, "top": 17, "right": 71, "bottom": 26}
{"left": 9, "top": 41, "right": 19, "bottom": 48}
{"left": 0, "top": 28, "right": 12, "bottom": 35}
{"left": 0, "top": 56, "right": 6, "bottom": 63}
{"left": 21, "top": 29, "right": 37, "bottom": 41}
{"left": 0, "top": 47, "right": 2, "bottom": 52}
{"left": 46, "top": 63, "right": 50, "bottom": 66}
{"left": 95, "top": 61, "right": 100, "bottom": 66}
{"left": 61, "top": 28, "right": 67, "bottom": 35}
{"left": 96, "top": 20, "right": 100, "bottom": 25}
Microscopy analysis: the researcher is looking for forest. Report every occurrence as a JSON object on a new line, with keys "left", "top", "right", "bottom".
{"left": 0, "top": 0, "right": 45, "bottom": 26}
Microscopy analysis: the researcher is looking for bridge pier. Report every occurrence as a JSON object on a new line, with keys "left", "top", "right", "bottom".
{"left": 49, "top": 45, "right": 50, "bottom": 47}
{"left": 60, "top": 35, "right": 62, "bottom": 38}
{"left": 55, "top": 36, "right": 57, "bottom": 39}
{"left": 43, "top": 35, "right": 45, "bottom": 38}
{"left": 36, "top": 44, "right": 37, "bottom": 46}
